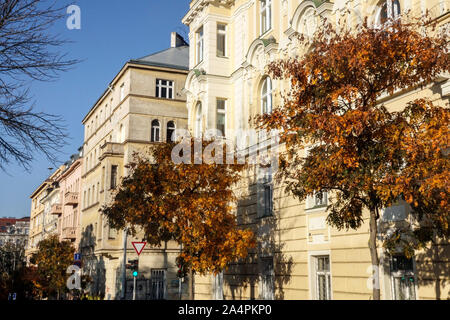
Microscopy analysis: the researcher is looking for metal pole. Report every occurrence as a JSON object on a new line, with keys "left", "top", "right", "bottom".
{"left": 178, "top": 243, "right": 182, "bottom": 300}
{"left": 133, "top": 276, "right": 136, "bottom": 301}
{"left": 121, "top": 228, "right": 128, "bottom": 300}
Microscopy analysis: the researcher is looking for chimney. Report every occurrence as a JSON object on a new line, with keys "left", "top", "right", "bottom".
{"left": 171, "top": 32, "right": 188, "bottom": 48}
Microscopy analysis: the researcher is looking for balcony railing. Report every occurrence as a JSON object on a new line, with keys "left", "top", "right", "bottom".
{"left": 62, "top": 227, "right": 77, "bottom": 240}
{"left": 100, "top": 142, "right": 124, "bottom": 160}
{"left": 65, "top": 192, "right": 79, "bottom": 206}
{"left": 50, "top": 204, "right": 62, "bottom": 215}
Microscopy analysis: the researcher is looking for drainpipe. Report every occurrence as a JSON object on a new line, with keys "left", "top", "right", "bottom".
{"left": 121, "top": 227, "right": 128, "bottom": 299}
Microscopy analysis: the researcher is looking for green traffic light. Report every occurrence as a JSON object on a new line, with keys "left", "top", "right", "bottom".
{"left": 133, "top": 271, "right": 138, "bottom": 277}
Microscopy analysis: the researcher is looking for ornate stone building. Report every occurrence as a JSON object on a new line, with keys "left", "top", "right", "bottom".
{"left": 80, "top": 32, "right": 190, "bottom": 300}
{"left": 182, "top": 0, "right": 449, "bottom": 300}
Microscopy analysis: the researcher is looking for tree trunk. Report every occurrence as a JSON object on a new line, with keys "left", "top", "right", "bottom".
{"left": 369, "top": 209, "right": 381, "bottom": 300}
{"left": 188, "top": 268, "right": 194, "bottom": 300}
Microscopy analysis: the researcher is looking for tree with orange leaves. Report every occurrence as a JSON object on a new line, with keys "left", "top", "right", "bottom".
{"left": 101, "top": 139, "right": 255, "bottom": 295}
{"left": 257, "top": 17, "right": 449, "bottom": 300}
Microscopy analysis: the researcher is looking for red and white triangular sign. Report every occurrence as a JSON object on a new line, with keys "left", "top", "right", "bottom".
{"left": 132, "top": 242, "right": 146, "bottom": 256}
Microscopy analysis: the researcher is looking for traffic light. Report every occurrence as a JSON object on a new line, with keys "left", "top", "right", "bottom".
{"left": 127, "top": 259, "right": 139, "bottom": 277}
{"left": 176, "top": 256, "right": 187, "bottom": 278}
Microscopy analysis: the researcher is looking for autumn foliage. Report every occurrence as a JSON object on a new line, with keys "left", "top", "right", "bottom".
{"left": 257, "top": 17, "right": 449, "bottom": 299}
{"left": 30, "top": 234, "right": 75, "bottom": 299}
{"left": 101, "top": 139, "right": 255, "bottom": 274}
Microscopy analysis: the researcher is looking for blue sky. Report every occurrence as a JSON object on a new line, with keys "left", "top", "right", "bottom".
{"left": 0, "top": 0, "right": 190, "bottom": 218}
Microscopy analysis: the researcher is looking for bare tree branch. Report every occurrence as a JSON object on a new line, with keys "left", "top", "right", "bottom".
{"left": 0, "top": 0, "right": 79, "bottom": 171}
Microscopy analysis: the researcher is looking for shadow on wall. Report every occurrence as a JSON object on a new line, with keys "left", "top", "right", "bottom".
{"left": 414, "top": 239, "right": 450, "bottom": 300}
{"left": 79, "top": 225, "right": 106, "bottom": 298}
{"left": 224, "top": 178, "right": 294, "bottom": 300}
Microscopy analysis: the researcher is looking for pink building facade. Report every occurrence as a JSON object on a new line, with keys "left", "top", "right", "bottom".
{"left": 57, "top": 152, "right": 83, "bottom": 250}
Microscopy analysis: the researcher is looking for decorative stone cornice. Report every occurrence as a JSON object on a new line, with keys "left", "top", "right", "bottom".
{"left": 183, "top": 0, "right": 235, "bottom": 25}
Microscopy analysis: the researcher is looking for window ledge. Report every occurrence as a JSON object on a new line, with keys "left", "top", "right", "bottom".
{"left": 259, "top": 28, "right": 273, "bottom": 39}
{"left": 305, "top": 205, "right": 328, "bottom": 213}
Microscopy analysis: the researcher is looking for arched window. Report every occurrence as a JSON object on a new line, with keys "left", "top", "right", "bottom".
{"left": 194, "top": 103, "right": 203, "bottom": 138}
{"left": 151, "top": 120, "right": 161, "bottom": 142}
{"left": 299, "top": 7, "right": 317, "bottom": 37}
{"left": 167, "top": 121, "right": 176, "bottom": 142}
{"left": 261, "top": 77, "right": 273, "bottom": 114}
{"left": 378, "top": 0, "right": 401, "bottom": 25}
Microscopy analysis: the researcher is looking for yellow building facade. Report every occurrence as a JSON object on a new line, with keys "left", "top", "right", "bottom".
{"left": 182, "top": 0, "right": 449, "bottom": 300}
{"left": 80, "top": 33, "right": 191, "bottom": 300}
{"left": 26, "top": 165, "right": 66, "bottom": 262}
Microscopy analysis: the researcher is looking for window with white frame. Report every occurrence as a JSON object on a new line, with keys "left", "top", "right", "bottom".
{"left": 305, "top": 191, "right": 328, "bottom": 209}
{"left": 261, "top": 77, "right": 273, "bottom": 114}
{"left": 151, "top": 120, "right": 161, "bottom": 142}
{"left": 260, "top": 0, "right": 272, "bottom": 35}
{"left": 119, "top": 124, "right": 125, "bottom": 143}
{"left": 156, "top": 79, "right": 174, "bottom": 99}
{"left": 261, "top": 257, "right": 274, "bottom": 300}
{"left": 390, "top": 255, "right": 416, "bottom": 300}
{"left": 110, "top": 165, "right": 118, "bottom": 189}
{"left": 196, "top": 26, "right": 204, "bottom": 64}
{"left": 166, "top": 121, "right": 176, "bottom": 142}
{"left": 377, "top": 0, "right": 401, "bottom": 25}
{"left": 314, "top": 255, "right": 331, "bottom": 300}
{"left": 194, "top": 102, "right": 203, "bottom": 138}
{"left": 120, "top": 83, "right": 125, "bottom": 101}
{"left": 257, "top": 166, "right": 273, "bottom": 218}
{"left": 212, "top": 272, "right": 224, "bottom": 300}
{"left": 217, "top": 23, "right": 227, "bottom": 57}
{"left": 216, "top": 99, "right": 226, "bottom": 137}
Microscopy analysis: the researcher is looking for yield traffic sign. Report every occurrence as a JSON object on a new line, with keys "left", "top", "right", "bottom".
{"left": 132, "top": 242, "right": 146, "bottom": 256}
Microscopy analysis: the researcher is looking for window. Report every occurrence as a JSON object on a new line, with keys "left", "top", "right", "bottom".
{"left": 110, "top": 165, "right": 118, "bottom": 189}
{"left": 119, "top": 124, "right": 125, "bottom": 143}
{"left": 314, "top": 255, "right": 331, "bottom": 300}
{"left": 260, "top": 0, "right": 272, "bottom": 34}
{"left": 212, "top": 272, "right": 224, "bottom": 300}
{"left": 120, "top": 83, "right": 125, "bottom": 101}
{"left": 151, "top": 269, "right": 166, "bottom": 300}
{"left": 216, "top": 99, "right": 226, "bottom": 136}
{"left": 166, "top": 121, "right": 176, "bottom": 142}
{"left": 261, "top": 257, "right": 274, "bottom": 300}
{"left": 194, "top": 103, "right": 203, "bottom": 138}
{"left": 151, "top": 120, "right": 161, "bottom": 142}
{"left": 261, "top": 77, "right": 273, "bottom": 114}
{"left": 101, "top": 166, "right": 105, "bottom": 190}
{"left": 156, "top": 79, "right": 174, "bottom": 99}
{"left": 314, "top": 192, "right": 327, "bottom": 207}
{"left": 258, "top": 166, "right": 273, "bottom": 218}
{"left": 378, "top": 0, "right": 401, "bottom": 25}
{"left": 217, "top": 24, "right": 227, "bottom": 57}
{"left": 196, "top": 26, "right": 204, "bottom": 63}
{"left": 306, "top": 191, "right": 328, "bottom": 209}
{"left": 390, "top": 255, "right": 416, "bottom": 300}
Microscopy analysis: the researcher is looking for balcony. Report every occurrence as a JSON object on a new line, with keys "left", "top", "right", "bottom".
{"left": 62, "top": 227, "right": 77, "bottom": 240}
{"left": 50, "top": 204, "right": 62, "bottom": 216}
{"left": 100, "top": 142, "right": 124, "bottom": 160}
{"left": 65, "top": 192, "right": 79, "bottom": 206}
